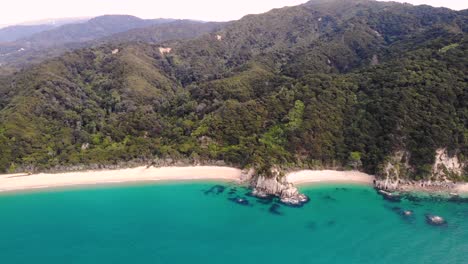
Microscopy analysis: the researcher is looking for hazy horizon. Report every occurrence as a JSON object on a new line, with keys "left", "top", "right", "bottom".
{"left": 0, "top": 0, "right": 466, "bottom": 28}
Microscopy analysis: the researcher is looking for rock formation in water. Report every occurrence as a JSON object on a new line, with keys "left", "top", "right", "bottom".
{"left": 249, "top": 167, "right": 309, "bottom": 206}
{"left": 425, "top": 214, "right": 446, "bottom": 226}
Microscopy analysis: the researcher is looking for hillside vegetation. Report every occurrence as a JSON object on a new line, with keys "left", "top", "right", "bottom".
{"left": 0, "top": 0, "right": 466, "bottom": 180}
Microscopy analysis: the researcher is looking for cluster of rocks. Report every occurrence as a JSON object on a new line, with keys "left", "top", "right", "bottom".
{"left": 374, "top": 178, "right": 457, "bottom": 193}
{"left": 377, "top": 184, "right": 450, "bottom": 227}
{"left": 250, "top": 170, "right": 309, "bottom": 206}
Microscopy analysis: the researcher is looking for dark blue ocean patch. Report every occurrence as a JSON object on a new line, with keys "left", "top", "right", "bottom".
{"left": 257, "top": 198, "right": 274, "bottom": 205}
{"left": 386, "top": 205, "right": 402, "bottom": 213}
{"left": 204, "top": 185, "right": 226, "bottom": 195}
{"left": 402, "top": 193, "right": 468, "bottom": 204}
{"left": 326, "top": 220, "right": 336, "bottom": 227}
{"left": 384, "top": 205, "right": 414, "bottom": 221}
{"left": 246, "top": 190, "right": 275, "bottom": 201}
{"left": 404, "top": 194, "right": 423, "bottom": 203}
{"left": 306, "top": 221, "right": 317, "bottom": 230}
{"left": 268, "top": 204, "right": 283, "bottom": 215}
{"left": 447, "top": 195, "right": 468, "bottom": 204}
{"left": 227, "top": 188, "right": 237, "bottom": 196}
{"left": 335, "top": 187, "right": 349, "bottom": 191}
{"left": 321, "top": 195, "right": 336, "bottom": 201}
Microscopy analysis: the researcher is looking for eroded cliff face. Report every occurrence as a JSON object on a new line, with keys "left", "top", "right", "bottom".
{"left": 382, "top": 151, "right": 412, "bottom": 180}
{"left": 432, "top": 148, "right": 464, "bottom": 180}
{"left": 249, "top": 167, "right": 308, "bottom": 206}
{"left": 375, "top": 148, "right": 466, "bottom": 192}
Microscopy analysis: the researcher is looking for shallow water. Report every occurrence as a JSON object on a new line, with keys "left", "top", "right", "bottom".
{"left": 0, "top": 182, "right": 466, "bottom": 264}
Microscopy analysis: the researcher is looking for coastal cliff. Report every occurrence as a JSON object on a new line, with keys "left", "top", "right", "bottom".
{"left": 248, "top": 148, "right": 468, "bottom": 201}
{"left": 374, "top": 148, "right": 467, "bottom": 193}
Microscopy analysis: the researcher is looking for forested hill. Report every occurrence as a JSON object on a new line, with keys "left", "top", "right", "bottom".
{"left": 0, "top": 0, "right": 466, "bottom": 181}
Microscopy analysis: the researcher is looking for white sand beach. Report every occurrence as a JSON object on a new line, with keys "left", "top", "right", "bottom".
{"left": 0, "top": 167, "right": 374, "bottom": 193}
{"left": 0, "top": 166, "right": 243, "bottom": 193}
{"left": 455, "top": 183, "right": 468, "bottom": 193}
{"left": 287, "top": 170, "right": 375, "bottom": 185}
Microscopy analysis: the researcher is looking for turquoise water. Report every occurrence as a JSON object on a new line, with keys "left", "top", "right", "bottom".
{"left": 0, "top": 183, "right": 467, "bottom": 264}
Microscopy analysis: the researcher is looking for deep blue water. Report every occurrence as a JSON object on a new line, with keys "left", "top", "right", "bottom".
{"left": 0, "top": 182, "right": 467, "bottom": 264}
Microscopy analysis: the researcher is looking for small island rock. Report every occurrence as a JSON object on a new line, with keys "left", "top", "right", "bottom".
{"left": 425, "top": 214, "right": 446, "bottom": 226}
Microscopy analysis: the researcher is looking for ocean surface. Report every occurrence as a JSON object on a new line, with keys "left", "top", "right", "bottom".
{"left": 0, "top": 182, "right": 467, "bottom": 264}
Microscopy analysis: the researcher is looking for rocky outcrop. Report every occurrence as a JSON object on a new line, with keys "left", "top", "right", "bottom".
{"left": 374, "top": 178, "right": 457, "bottom": 192}
{"left": 432, "top": 148, "right": 464, "bottom": 180}
{"left": 240, "top": 168, "right": 255, "bottom": 182}
{"left": 380, "top": 150, "right": 413, "bottom": 181}
{"left": 250, "top": 167, "right": 309, "bottom": 206}
{"left": 378, "top": 189, "right": 401, "bottom": 202}
{"left": 375, "top": 148, "right": 466, "bottom": 193}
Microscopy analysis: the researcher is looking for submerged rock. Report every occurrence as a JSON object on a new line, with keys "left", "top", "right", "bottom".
{"left": 269, "top": 204, "right": 283, "bottom": 215}
{"left": 447, "top": 194, "right": 468, "bottom": 204}
{"left": 335, "top": 187, "right": 349, "bottom": 191}
{"left": 402, "top": 210, "right": 413, "bottom": 216}
{"left": 322, "top": 195, "right": 337, "bottom": 201}
{"left": 378, "top": 189, "right": 401, "bottom": 202}
{"left": 306, "top": 221, "right": 317, "bottom": 230}
{"left": 204, "top": 185, "right": 225, "bottom": 195}
{"left": 228, "top": 197, "right": 250, "bottom": 206}
{"left": 256, "top": 198, "right": 274, "bottom": 205}
{"left": 228, "top": 188, "right": 237, "bottom": 195}
{"left": 385, "top": 206, "right": 414, "bottom": 222}
{"left": 425, "top": 214, "right": 446, "bottom": 226}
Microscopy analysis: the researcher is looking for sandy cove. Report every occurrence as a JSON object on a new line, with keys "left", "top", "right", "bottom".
{"left": 455, "top": 184, "right": 468, "bottom": 193}
{"left": 0, "top": 167, "right": 379, "bottom": 193}
{"left": 287, "top": 170, "right": 375, "bottom": 185}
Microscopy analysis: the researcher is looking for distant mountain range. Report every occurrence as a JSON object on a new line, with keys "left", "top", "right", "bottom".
{"left": 18, "top": 16, "right": 177, "bottom": 47}
{"left": 0, "top": 17, "right": 91, "bottom": 42}
{"left": 0, "top": 15, "right": 223, "bottom": 73}
{"left": 12, "top": 17, "right": 91, "bottom": 26}
{"left": 0, "top": 25, "right": 57, "bottom": 42}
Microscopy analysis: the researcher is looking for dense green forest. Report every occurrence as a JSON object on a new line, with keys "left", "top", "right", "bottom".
{"left": 0, "top": 0, "right": 466, "bottom": 180}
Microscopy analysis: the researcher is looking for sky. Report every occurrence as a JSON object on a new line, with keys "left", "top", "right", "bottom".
{"left": 0, "top": 0, "right": 466, "bottom": 27}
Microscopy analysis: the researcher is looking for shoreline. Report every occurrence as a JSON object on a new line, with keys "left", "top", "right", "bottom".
{"left": 0, "top": 166, "right": 466, "bottom": 195}
{"left": 0, "top": 166, "right": 243, "bottom": 194}
{"left": 455, "top": 184, "right": 468, "bottom": 193}
{"left": 0, "top": 167, "right": 377, "bottom": 194}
